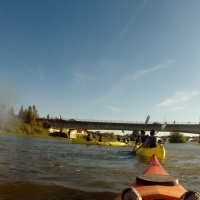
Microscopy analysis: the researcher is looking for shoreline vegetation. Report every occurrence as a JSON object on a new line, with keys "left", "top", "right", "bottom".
{"left": 0, "top": 114, "right": 132, "bottom": 142}
{"left": 0, "top": 113, "right": 125, "bottom": 142}
{"left": 0, "top": 105, "right": 131, "bottom": 141}
{"left": 0, "top": 114, "right": 128, "bottom": 142}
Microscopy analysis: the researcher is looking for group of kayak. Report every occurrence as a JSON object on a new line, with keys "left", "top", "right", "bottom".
{"left": 72, "top": 138, "right": 133, "bottom": 146}
{"left": 72, "top": 131, "right": 133, "bottom": 146}
{"left": 71, "top": 115, "right": 199, "bottom": 199}
{"left": 72, "top": 127, "right": 166, "bottom": 159}
{"left": 114, "top": 117, "right": 199, "bottom": 200}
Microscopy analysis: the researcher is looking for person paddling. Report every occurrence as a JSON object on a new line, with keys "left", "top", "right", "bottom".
{"left": 135, "top": 133, "right": 141, "bottom": 144}
{"left": 140, "top": 129, "right": 149, "bottom": 147}
{"left": 117, "top": 135, "right": 121, "bottom": 142}
{"left": 147, "top": 129, "right": 157, "bottom": 148}
{"left": 86, "top": 133, "right": 92, "bottom": 141}
{"left": 98, "top": 133, "right": 103, "bottom": 142}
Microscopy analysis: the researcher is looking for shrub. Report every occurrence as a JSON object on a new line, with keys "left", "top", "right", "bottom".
{"left": 168, "top": 132, "right": 187, "bottom": 143}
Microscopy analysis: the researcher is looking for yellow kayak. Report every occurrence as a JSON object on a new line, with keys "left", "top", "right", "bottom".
{"left": 96, "top": 141, "right": 133, "bottom": 146}
{"left": 134, "top": 144, "right": 165, "bottom": 159}
{"left": 72, "top": 138, "right": 133, "bottom": 146}
{"left": 72, "top": 138, "right": 97, "bottom": 145}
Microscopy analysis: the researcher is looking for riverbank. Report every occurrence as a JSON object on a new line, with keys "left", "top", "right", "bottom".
{"left": 0, "top": 115, "right": 117, "bottom": 140}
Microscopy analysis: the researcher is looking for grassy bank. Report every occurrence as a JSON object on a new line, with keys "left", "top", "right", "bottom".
{"left": 0, "top": 115, "right": 131, "bottom": 141}
{"left": 0, "top": 115, "right": 49, "bottom": 138}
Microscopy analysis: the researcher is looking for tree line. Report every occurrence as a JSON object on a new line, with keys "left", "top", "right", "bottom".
{"left": 2, "top": 105, "right": 39, "bottom": 126}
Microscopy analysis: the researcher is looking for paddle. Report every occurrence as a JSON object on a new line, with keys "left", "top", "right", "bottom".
{"left": 134, "top": 122, "right": 167, "bottom": 153}
{"left": 155, "top": 122, "right": 167, "bottom": 135}
{"left": 133, "top": 115, "right": 150, "bottom": 151}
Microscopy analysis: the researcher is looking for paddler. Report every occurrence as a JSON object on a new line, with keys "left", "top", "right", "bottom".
{"left": 98, "top": 133, "right": 103, "bottom": 142}
{"left": 86, "top": 133, "right": 92, "bottom": 141}
{"left": 146, "top": 129, "right": 157, "bottom": 148}
{"left": 140, "top": 129, "right": 149, "bottom": 147}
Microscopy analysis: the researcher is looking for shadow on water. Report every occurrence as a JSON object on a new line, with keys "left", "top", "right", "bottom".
{"left": 0, "top": 181, "right": 117, "bottom": 200}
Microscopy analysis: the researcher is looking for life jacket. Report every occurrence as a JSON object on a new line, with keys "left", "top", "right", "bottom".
{"left": 141, "top": 135, "right": 149, "bottom": 143}
{"left": 98, "top": 135, "right": 103, "bottom": 142}
{"left": 148, "top": 136, "right": 157, "bottom": 148}
{"left": 86, "top": 135, "right": 91, "bottom": 141}
{"left": 136, "top": 135, "right": 141, "bottom": 143}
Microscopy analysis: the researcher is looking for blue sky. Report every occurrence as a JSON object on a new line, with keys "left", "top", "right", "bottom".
{"left": 1, "top": 0, "right": 200, "bottom": 125}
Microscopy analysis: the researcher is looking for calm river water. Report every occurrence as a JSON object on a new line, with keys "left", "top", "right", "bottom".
{"left": 0, "top": 133, "right": 200, "bottom": 200}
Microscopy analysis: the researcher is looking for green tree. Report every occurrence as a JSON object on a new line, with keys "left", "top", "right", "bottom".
{"left": 25, "top": 106, "right": 35, "bottom": 125}
{"left": 33, "top": 105, "right": 39, "bottom": 118}
{"left": 18, "top": 105, "right": 24, "bottom": 119}
{"left": 168, "top": 132, "right": 187, "bottom": 143}
{"left": 7, "top": 106, "right": 15, "bottom": 116}
{"left": 0, "top": 104, "right": 6, "bottom": 115}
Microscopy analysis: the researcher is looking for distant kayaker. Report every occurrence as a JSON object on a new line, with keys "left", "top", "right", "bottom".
{"left": 140, "top": 129, "right": 149, "bottom": 147}
{"left": 123, "top": 137, "right": 126, "bottom": 143}
{"left": 147, "top": 129, "right": 157, "bottom": 148}
{"left": 117, "top": 135, "right": 120, "bottom": 142}
{"left": 98, "top": 133, "right": 103, "bottom": 142}
{"left": 126, "top": 136, "right": 130, "bottom": 143}
{"left": 86, "top": 133, "right": 92, "bottom": 141}
{"left": 135, "top": 133, "right": 141, "bottom": 144}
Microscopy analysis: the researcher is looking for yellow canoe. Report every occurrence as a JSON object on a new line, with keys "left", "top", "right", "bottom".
{"left": 72, "top": 138, "right": 133, "bottom": 146}
{"left": 96, "top": 141, "right": 133, "bottom": 146}
{"left": 71, "top": 138, "right": 97, "bottom": 145}
{"left": 134, "top": 144, "right": 165, "bottom": 159}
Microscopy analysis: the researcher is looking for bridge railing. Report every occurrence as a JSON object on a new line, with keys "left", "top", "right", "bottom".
{"left": 53, "top": 118, "right": 200, "bottom": 125}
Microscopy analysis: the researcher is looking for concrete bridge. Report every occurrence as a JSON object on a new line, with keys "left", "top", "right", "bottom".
{"left": 38, "top": 118, "right": 200, "bottom": 134}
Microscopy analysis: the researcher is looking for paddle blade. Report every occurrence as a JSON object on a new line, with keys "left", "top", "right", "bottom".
{"left": 155, "top": 122, "right": 167, "bottom": 135}
{"left": 161, "top": 122, "right": 167, "bottom": 131}
{"left": 144, "top": 115, "right": 150, "bottom": 127}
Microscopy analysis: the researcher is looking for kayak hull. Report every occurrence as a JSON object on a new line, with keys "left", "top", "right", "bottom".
{"left": 97, "top": 141, "right": 133, "bottom": 146}
{"left": 135, "top": 145, "right": 165, "bottom": 159}
{"left": 114, "top": 154, "right": 186, "bottom": 200}
{"left": 72, "top": 138, "right": 133, "bottom": 146}
{"left": 71, "top": 138, "right": 97, "bottom": 145}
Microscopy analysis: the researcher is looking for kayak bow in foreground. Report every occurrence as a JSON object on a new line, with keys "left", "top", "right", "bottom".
{"left": 115, "top": 154, "right": 187, "bottom": 200}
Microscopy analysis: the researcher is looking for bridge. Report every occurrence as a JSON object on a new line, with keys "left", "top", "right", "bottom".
{"left": 38, "top": 118, "right": 200, "bottom": 134}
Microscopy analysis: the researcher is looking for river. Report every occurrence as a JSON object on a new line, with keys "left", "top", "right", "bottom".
{"left": 0, "top": 133, "right": 200, "bottom": 200}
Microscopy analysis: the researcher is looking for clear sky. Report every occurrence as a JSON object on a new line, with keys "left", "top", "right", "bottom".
{"left": 1, "top": 0, "right": 200, "bottom": 125}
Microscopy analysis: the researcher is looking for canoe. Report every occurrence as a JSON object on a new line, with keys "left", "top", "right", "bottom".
{"left": 114, "top": 154, "right": 187, "bottom": 200}
{"left": 134, "top": 144, "right": 165, "bottom": 160}
{"left": 97, "top": 141, "right": 133, "bottom": 146}
{"left": 72, "top": 138, "right": 133, "bottom": 146}
{"left": 71, "top": 138, "right": 97, "bottom": 145}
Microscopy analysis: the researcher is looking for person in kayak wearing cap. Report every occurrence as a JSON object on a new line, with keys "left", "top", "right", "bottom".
{"left": 140, "top": 129, "right": 149, "bottom": 147}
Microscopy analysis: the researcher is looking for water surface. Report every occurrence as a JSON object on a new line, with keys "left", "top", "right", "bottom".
{"left": 0, "top": 133, "right": 199, "bottom": 199}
